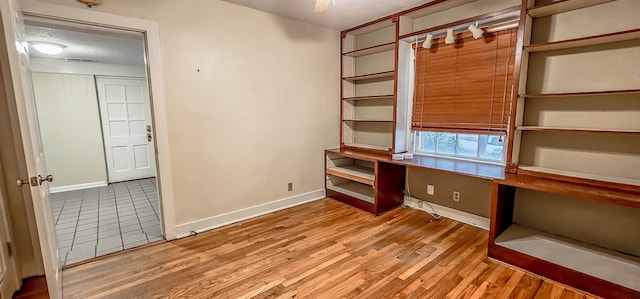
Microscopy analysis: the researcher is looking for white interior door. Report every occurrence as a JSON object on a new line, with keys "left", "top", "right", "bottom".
{"left": 96, "top": 77, "right": 156, "bottom": 183}
{"left": 0, "top": 0, "right": 62, "bottom": 298}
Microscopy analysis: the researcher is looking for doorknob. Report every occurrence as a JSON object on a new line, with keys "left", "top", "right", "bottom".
{"left": 38, "top": 175, "right": 53, "bottom": 185}
{"left": 16, "top": 177, "right": 38, "bottom": 187}
{"left": 147, "top": 133, "right": 152, "bottom": 142}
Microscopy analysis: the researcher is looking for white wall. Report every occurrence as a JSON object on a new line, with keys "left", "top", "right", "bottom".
{"left": 31, "top": 73, "right": 107, "bottom": 189}
{"left": 33, "top": 0, "right": 341, "bottom": 232}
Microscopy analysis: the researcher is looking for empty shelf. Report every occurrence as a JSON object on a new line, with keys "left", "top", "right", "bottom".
{"left": 342, "top": 42, "right": 395, "bottom": 57}
{"left": 518, "top": 165, "right": 640, "bottom": 188}
{"left": 525, "top": 28, "right": 640, "bottom": 52}
{"left": 343, "top": 143, "right": 391, "bottom": 152}
{"left": 520, "top": 89, "right": 640, "bottom": 98}
{"left": 327, "top": 164, "right": 375, "bottom": 186}
{"left": 327, "top": 181, "right": 375, "bottom": 204}
{"left": 343, "top": 95, "right": 395, "bottom": 101}
{"left": 527, "top": 0, "right": 614, "bottom": 18}
{"left": 517, "top": 126, "right": 640, "bottom": 134}
{"left": 496, "top": 173, "right": 640, "bottom": 208}
{"left": 343, "top": 71, "right": 395, "bottom": 82}
{"left": 495, "top": 224, "right": 640, "bottom": 291}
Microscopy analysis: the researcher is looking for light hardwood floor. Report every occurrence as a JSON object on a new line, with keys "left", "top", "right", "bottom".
{"left": 62, "top": 199, "right": 599, "bottom": 298}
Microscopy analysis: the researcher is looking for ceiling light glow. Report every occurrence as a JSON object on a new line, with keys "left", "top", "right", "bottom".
{"left": 30, "top": 42, "right": 66, "bottom": 55}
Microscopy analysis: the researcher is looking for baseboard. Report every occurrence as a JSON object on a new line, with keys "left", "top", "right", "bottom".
{"left": 175, "top": 189, "right": 326, "bottom": 238}
{"left": 50, "top": 181, "right": 107, "bottom": 193}
{"left": 404, "top": 196, "right": 490, "bottom": 230}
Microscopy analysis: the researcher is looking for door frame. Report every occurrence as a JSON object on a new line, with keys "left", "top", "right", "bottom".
{"left": 19, "top": 0, "right": 177, "bottom": 240}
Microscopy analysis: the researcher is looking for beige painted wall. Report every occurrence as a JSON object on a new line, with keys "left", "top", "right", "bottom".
{"left": 407, "top": 168, "right": 492, "bottom": 218}
{"left": 31, "top": 73, "right": 107, "bottom": 188}
{"left": 34, "top": 0, "right": 340, "bottom": 225}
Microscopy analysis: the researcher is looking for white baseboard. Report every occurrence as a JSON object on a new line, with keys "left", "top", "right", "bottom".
{"left": 50, "top": 181, "right": 107, "bottom": 193}
{"left": 175, "top": 189, "right": 326, "bottom": 238}
{"left": 404, "top": 196, "right": 490, "bottom": 230}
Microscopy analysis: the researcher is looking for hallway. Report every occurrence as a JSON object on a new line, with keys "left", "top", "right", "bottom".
{"left": 51, "top": 178, "right": 163, "bottom": 265}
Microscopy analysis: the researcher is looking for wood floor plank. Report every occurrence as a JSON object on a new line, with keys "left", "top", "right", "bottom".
{"left": 60, "top": 199, "right": 602, "bottom": 299}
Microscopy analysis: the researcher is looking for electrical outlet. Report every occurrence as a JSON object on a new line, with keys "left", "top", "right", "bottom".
{"left": 288, "top": 182, "right": 293, "bottom": 192}
{"left": 427, "top": 185, "right": 435, "bottom": 195}
{"left": 453, "top": 191, "right": 460, "bottom": 202}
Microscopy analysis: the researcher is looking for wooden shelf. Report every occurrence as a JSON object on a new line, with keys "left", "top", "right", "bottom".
{"left": 525, "top": 28, "right": 640, "bottom": 52}
{"left": 342, "top": 71, "right": 394, "bottom": 83}
{"left": 342, "top": 119, "right": 393, "bottom": 123}
{"left": 495, "top": 224, "right": 640, "bottom": 292}
{"left": 327, "top": 181, "right": 375, "bottom": 204}
{"left": 518, "top": 165, "right": 640, "bottom": 191}
{"left": 496, "top": 173, "right": 640, "bottom": 208}
{"left": 343, "top": 95, "right": 395, "bottom": 101}
{"left": 342, "top": 42, "right": 395, "bottom": 57}
{"left": 326, "top": 164, "right": 375, "bottom": 186}
{"left": 527, "top": 0, "right": 614, "bottom": 18}
{"left": 343, "top": 143, "right": 391, "bottom": 153}
{"left": 520, "top": 89, "right": 640, "bottom": 98}
{"left": 516, "top": 126, "right": 640, "bottom": 134}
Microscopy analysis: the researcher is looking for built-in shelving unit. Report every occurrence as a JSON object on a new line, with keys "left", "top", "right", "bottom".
{"left": 510, "top": 0, "right": 640, "bottom": 187}
{"left": 490, "top": 174, "right": 640, "bottom": 298}
{"left": 325, "top": 149, "right": 405, "bottom": 215}
{"left": 498, "top": 0, "right": 640, "bottom": 297}
{"left": 341, "top": 17, "right": 398, "bottom": 153}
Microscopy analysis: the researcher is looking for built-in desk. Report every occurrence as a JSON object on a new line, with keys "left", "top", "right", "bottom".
{"left": 325, "top": 148, "right": 505, "bottom": 215}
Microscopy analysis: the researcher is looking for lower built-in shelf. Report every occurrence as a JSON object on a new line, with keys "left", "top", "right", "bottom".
{"left": 518, "top": 165, "right": 640, "bottom": 191}
{"left": 326, "top": 180, "right": 375, "bottom": 204}
{"left": 490, "top": 174, "right": 640, "bottom": 298}
{"left": 495, "top": 224, "right": 640, "bottom": 292}
{"left": 326, "top": 164, "right": 375, "bottom": 186}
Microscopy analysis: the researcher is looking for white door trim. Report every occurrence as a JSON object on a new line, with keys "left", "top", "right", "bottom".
{"left": 19, "top": 0, "right": 177, "bottom": 239}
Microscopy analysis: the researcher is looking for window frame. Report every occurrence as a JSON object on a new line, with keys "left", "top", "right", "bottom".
{"left": 412, "top": 129, "right": 506, "bottom": 166}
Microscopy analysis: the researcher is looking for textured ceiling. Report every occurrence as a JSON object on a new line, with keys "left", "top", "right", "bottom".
{"left": 25, "top": 24, "right": 145, "bottom": 66}
{"left": 221, "top": 0, "right": 436, "bottom": 30}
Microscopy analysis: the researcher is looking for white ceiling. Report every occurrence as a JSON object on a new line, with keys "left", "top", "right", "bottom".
{"left": 25, "top": 24, "right": 145, "bottom": 66}
{"left": 221, "top": 0, "right": 436, "bottom": 30}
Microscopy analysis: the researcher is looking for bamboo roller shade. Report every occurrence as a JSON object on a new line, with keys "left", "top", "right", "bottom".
{"left": 412, "top": 28, "right": 516, "bottom": 134}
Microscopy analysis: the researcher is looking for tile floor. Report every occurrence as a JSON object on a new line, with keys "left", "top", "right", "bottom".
{"left": 51, "top": 178, "right": 163, "bottom": 266}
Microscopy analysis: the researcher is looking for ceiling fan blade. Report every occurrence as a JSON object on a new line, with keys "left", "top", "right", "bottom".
{"left": 314, "top": 0, "right": 331, "bottom": 12}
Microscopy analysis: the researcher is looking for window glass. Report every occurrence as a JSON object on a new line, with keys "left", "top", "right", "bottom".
{"left": 415, "top": 131, "right": 505, "bottom": 164}
{"left": 435, "top": 133, "right": 456, "bottom": 155}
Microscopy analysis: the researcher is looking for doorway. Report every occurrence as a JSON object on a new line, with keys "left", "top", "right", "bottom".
{"left": 25, "top": 18, "right": 163, "bottom": 266}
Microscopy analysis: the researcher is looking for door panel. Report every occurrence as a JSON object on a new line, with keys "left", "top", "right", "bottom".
{"left": 97, "top": 77, "right": 156, "bottom": 183}
{"left": 0, "top": 0, "right": 62, "bottom": 298}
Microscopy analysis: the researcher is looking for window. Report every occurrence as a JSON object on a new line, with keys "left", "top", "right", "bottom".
{"left": 408, "top": 24, "right": 517, "bottom": 164}
{"left": 414, "top": 131, "right": 505, "bottom": 163}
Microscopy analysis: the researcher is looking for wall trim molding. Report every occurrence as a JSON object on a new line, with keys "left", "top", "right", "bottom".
{"left": 175, "top": 189, "right": 326, "bottom": 238}
{"left": 404, "top": 196, "right": 490, "bottom": 230}
{"left": 50, "top": 181, "right": 107, "bottom": 193}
